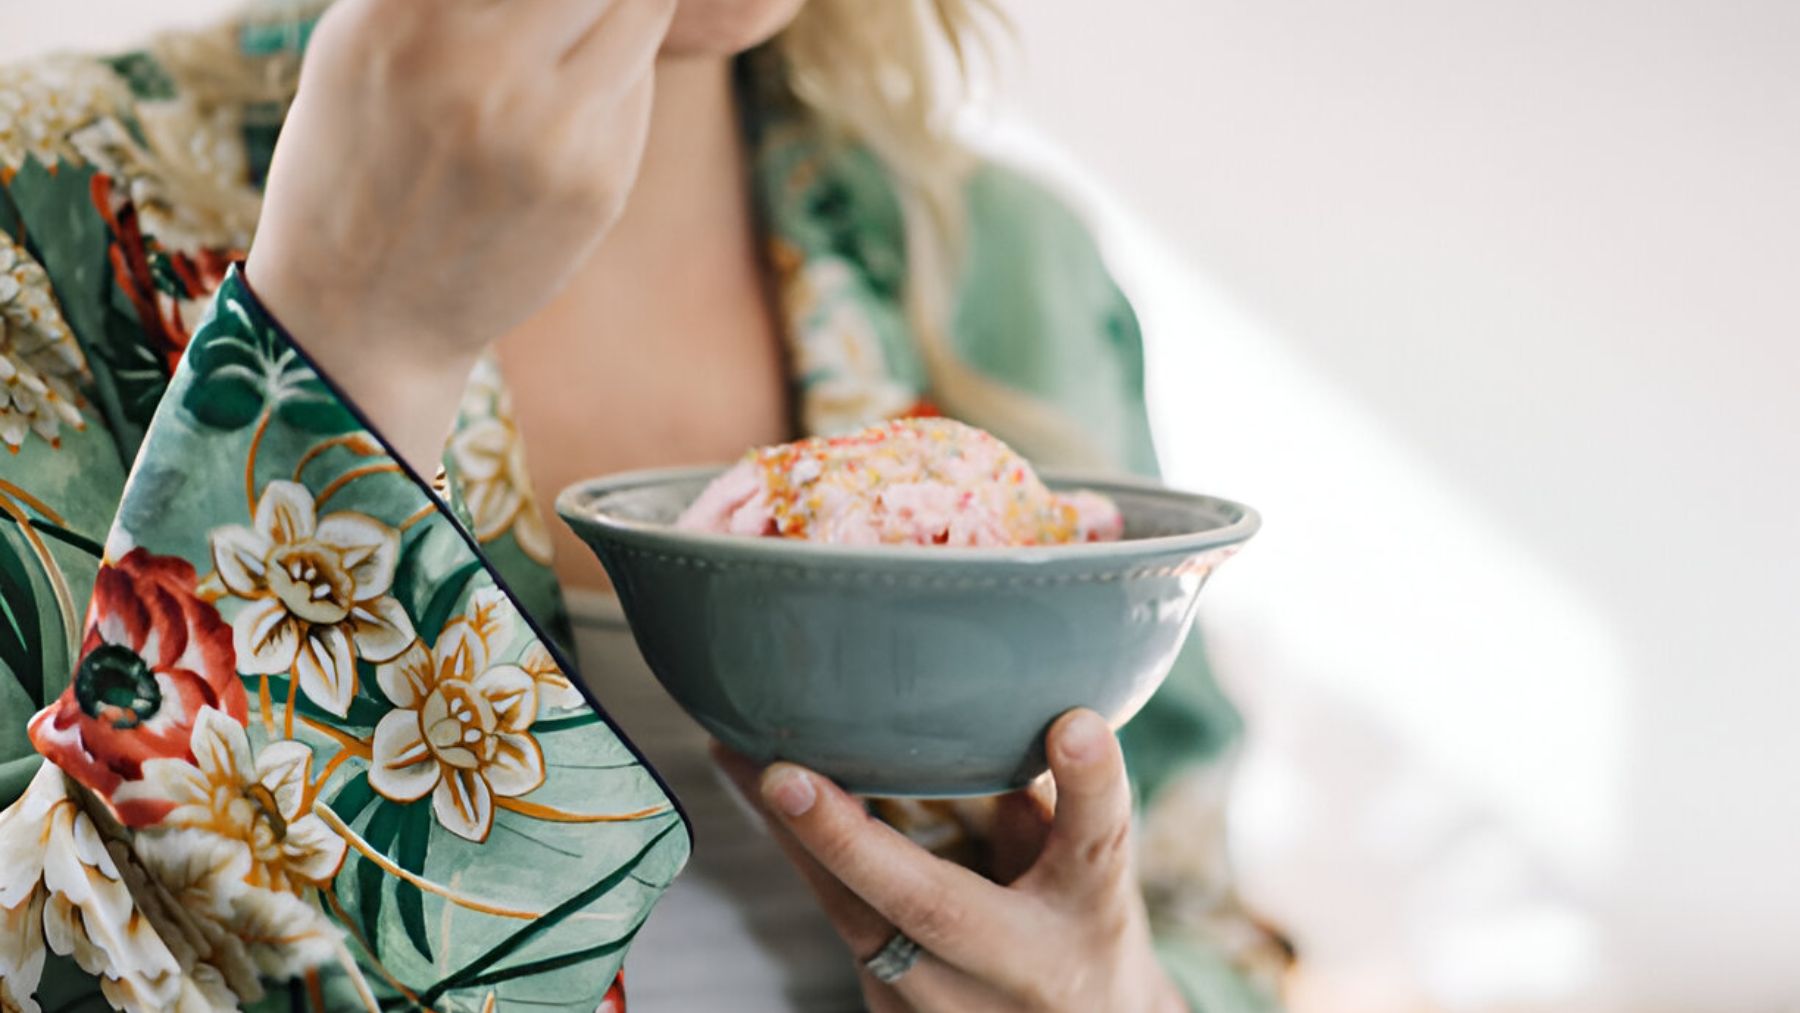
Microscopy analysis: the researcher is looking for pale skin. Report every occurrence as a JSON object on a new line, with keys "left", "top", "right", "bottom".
{"left": 244, "top": 0, "right": 1187, "bottom": 1008}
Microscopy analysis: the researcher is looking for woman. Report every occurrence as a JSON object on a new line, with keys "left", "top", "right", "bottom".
{"left": 0, "top": 0, "right": 1289, "bottom": 1009}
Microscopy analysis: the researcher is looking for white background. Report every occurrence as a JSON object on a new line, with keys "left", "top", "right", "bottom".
{"left": 985, "top": 4, "right": 1800, "bottom": 1010}
{"left": 4, "top": 2, "right": 1797, "bottom": 1011}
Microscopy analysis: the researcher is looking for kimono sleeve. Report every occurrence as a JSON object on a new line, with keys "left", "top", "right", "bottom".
{"left": 3, "top": 267, "right": 688, "bottom": 1012}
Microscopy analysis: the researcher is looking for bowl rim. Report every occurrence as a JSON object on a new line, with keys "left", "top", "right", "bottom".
{"left": 553, "top": 464, "right": 1260, "bottom": 567}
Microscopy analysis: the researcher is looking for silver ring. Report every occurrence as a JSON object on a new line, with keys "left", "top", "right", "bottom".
{"left": 864, "top": 931, "right": 923, "bottom": 984}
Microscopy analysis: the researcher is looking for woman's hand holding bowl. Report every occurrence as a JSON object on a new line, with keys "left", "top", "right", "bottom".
{"left": 720, "top": 709, "right": 1189, "bottom": 1013}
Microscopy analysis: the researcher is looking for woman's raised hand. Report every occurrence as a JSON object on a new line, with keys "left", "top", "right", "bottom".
{"left": 719, "top": 710, "right": 1190, "bottom": 1013}
{"left": 246, "top": 0, "right": 676, "bottom": 468}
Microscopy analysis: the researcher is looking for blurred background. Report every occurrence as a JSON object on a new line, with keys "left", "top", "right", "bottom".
{"left": 5, "top": 2, "right": 1796, "bottom": 1011}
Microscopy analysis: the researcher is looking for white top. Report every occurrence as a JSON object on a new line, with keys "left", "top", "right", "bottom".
{"left": 567, "top": 591, "right": 867, "bottom": 1012}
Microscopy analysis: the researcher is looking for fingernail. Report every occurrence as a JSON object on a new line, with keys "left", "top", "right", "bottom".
{"left": 762, "top": 765, "right": 816, "bottom": 818}
{"left": 1057, "top": 710, "right": 1108, "bottom": 764}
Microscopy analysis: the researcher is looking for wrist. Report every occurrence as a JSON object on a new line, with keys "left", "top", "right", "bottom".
{"left": 244, "top": 247, "right": 476, "bottom": 371}
{"left": 241, "top": 252, "right": 483, "bottom": 472}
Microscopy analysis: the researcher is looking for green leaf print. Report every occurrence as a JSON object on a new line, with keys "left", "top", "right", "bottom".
{"left": 5, "top": 156, "right": 163, "bottom": 460}
{"left": 530, "top": 712, "right": 604, "bottom": 734}
{"left": 0, "top": 534, "right": 45, "bottom": 707}
{"left": 391, "top": 524, "right": 451, "bottom": 632}
{"left": 275, "top": 387, "right": 359, "bottom": 435}
{"left": 103, "top": 51, "right": 178, "bottom": 102}
{"left": 395, "top": 802, "right": 435, "bottom": 961}
{"left": 0, "top": 514, "right": 104, "bottom": 559}
{"left": 416, "top": 822, "right": 681, "bottom": 1005}
{"left": 328, "top": 770, "right": 378, "bottom": 824}
{"left": 442, "top": 924, "right": 645, "bottom": 993}
{"left": 418, "top": 561, "right": 484, "bottom": 647}
{"left": 0, "top": 180, "right": 22, "bottom": 243}
{"left": 180, "top": 296, "right": 357, "bottom": 435}
{"left": 256, "top": 674, "right": 391, "bottom": 731}
{"left": 356, "top": 799, "right": 408, "bottom": 957}
{"left": 180, "top": 301, "right": 283, "bottom": 430}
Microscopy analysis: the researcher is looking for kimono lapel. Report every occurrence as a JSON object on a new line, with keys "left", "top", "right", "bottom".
{"left": 746, "top": 104, "right": 939, "bottom": 438}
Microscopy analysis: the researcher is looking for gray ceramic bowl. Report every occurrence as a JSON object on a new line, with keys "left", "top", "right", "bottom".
{"left": 555, "top": 467, "right": 1258, "bottom": 797}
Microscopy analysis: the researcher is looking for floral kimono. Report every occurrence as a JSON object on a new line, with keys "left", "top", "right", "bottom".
{"left": 0, "top": 8, "right": 1289, "bottom": 1012}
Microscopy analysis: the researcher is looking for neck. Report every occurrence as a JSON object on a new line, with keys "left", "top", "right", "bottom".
{"left": 603, "top": 54, "right": 751, "bottom": 259}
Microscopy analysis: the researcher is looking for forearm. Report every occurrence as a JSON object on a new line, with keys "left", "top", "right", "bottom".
{"left": 235, "top": 0, "right": 673, "bottom": 475}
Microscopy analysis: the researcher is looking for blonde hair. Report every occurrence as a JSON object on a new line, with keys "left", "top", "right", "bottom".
{"left": 772, "top": 0, "right": 1112, "bottom": 469}
{"left": 770, "top": 0, "right": 993, "bottom": 241}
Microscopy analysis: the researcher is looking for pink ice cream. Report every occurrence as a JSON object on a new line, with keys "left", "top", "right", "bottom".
{"left": 675, "top": 418, "right": 1124, "bottom": 546}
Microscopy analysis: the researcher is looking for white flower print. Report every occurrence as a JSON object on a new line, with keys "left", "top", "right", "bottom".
{"left": 0, "top": 878, "right": 45, "bottom": 1013}
{"left": 0, "top": 763, "right": 251, "bottom": 1012}
{"left": 129, "top": 824, "right": 340, "bottom": 987}
{"left": 0, "top": 54, "right": 131, "bottom": 172}
{"left": 209, "top": 480, "right": 416, "bottom": 717}
{"left": 0, "top": 51, "right": 254, "bottom": 253}
{"left": 70, "top": 103, "right": 259, "bottom": 255}
{"left": 126, "top": 708, "right": 345, "bottom": 985}
{"left": 0, "top": 233, "right": 87, "bottom": 451}
{"left": 450, "top": 357, "right": 553, "bottom": 564}
{"left": 130, "top": 708, "right": 347, "bottom": 894}
{"left": 368, "top": 587, "right": 545, "bottom": 842}
{"left": 519, "top": 641, "right": 586, "bottom": 716}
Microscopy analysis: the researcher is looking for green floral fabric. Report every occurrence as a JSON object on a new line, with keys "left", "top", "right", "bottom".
{"left": 3, "top": 259, "right": 682, "bottom": 1013}
{"left": 0, "top": 44, "right": 673, "bottom": 1013}
{"left": 0, "top": 14, "right": 1283, "bottom": 1013}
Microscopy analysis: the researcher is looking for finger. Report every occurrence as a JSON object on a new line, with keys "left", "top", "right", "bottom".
{"left": 857, "top": 954, "right": 1023, "bottom": 1013}
{"left": 990, "top": 777, "right": 1055, "bottom": 885}
{"left": 560, "top": 0, "right": 676, "bottom": 79}
{"left": 758, "top": 763, "right": 1025, "bottom": 966}
{"left": 858, "top": 973, "right": 911, "bottom": 1013}
{"left": 712, "top": 748, "right": 1003, "bottom": 1010}
{"left": 712, "top": 745, "right": 895, "bottom": 955}
{"left": 1028, "top": 709, "right": 1136, "bottom": 904}
{"left": 776, "top": 830, "right": 1030, "bottom": 1013}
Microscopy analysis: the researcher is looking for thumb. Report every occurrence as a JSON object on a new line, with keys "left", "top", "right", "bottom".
{"left": 1027, "top": 709, "right": 1135, "bottom": 905}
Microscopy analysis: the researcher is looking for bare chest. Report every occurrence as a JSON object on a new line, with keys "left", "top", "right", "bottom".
{"left": 498, "top": 258, "right": 791, "bottom": 588}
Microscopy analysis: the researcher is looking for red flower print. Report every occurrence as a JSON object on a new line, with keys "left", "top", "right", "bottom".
{"left": 28, "top": 547, "right": 247, "bottom": 827}
{"left": 89, "top": 173, "right": 236, "bottom": 372}
{"left": 599, "top": 972, "right": 627, "bottom": 1013}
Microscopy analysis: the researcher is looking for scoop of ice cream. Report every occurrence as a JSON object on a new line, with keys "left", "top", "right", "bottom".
{"left": 675, "top": 418, "right": 1124, "bottom": 546}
